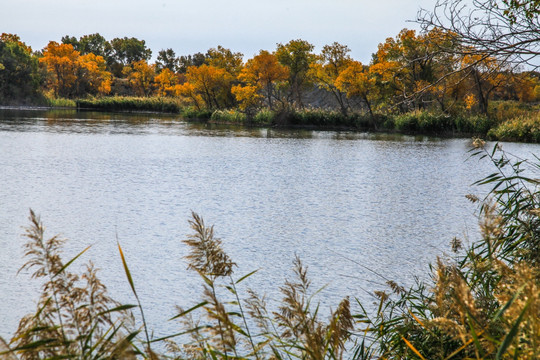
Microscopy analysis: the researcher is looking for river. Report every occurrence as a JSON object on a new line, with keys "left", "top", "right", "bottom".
{"left": 1, "top": 108, "right": 539, "bottom": 341}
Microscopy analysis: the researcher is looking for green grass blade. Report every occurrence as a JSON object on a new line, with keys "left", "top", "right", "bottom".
{"left": 492, "top": 284, "right": 525, "bottom": 322}
{"left": 11, "top": 338, "right": 58, "bottom": 351}
{"left": 466, "top": 312, "right": 484, "bottom": 358}
{"left": 235, "top": 269, "right": 259, "bottom": 284}
{"left": 401, "top": 336, "right": 427, "bottom": 360}
{"left": 496, "top": 297, "right": 532, "bottom": 360}
{"left": 117, "top": 242, "right": 137, "bottom": 297}
{"left": 96, "top": 304, "right": 138, "bottom": 317}
{"left": 169, "top": 301, "right": 209, "bottom": 320}
{"left": 53, "top": 245, "right": 91, "bottom": 278}
{"left": 150, "top": 327, "right": 207, "bottom": 342}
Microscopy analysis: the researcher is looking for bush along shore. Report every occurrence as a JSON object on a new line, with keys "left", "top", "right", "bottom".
{"left": 67, "top": 96, "right": 540, "bottom": 142}
{"left": 0, "top": 141, "right": 539, "bottom": 359}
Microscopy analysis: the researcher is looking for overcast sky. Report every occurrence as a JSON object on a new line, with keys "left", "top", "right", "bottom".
{"left": 4, "top": 0, "right": 436, "bottom": 63}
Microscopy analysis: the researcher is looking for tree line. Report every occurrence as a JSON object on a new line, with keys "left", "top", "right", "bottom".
{"left": 1, "top": 5, "right": 540, "bottom": 119}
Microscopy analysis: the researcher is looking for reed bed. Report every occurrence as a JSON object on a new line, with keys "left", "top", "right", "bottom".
{"left": 77, "top": 96, "right": 183, "bottom": 113}
{"left": 39, "top": 95, "right": 540, "bottom": 142}
{"left": 46, "top": 97, "right": 77, "bottom": 108}
{"left": 488, "top": 113, "right": 540, "bottom": 142}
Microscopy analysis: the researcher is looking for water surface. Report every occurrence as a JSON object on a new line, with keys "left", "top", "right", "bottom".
{"left": 1, "top": 109, "right": 538, "bottom": 340}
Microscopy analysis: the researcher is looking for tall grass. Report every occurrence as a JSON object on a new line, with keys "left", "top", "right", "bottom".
{"left": 4, "top": 210, "right": 139, "bottom": 359}
{"left": 77, "top": 96, "right": 183, "bottom": 113}
{"left": 352, "top": 140, "right": 540, "bottom": 359}
{"left": 488, "top": 113, "right": 540, "bottom": 142}
{"left": 388, "top": 110, "right": 496, "bottom": 136}
{"left": 181, "top": 106, "right": 213, "bottom": 119}
{"left": 1, "top": 141, "right": 539, "bottom": 359}
{"left": 286, "top": 108, "right": 372, "bottom": 129}
{"left": 252, "top": 108, "right": 275, "bottom": 125}
{"left": 46, "top": 97, "right": 77, "bottom": 108}
{"left": 210, "top": 109, "right": 247, "bottom": 124}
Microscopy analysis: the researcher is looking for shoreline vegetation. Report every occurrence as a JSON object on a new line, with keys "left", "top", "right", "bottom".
{"left": 1, "top": 142, "right": 539, "bottom": 359}
{"left": 39, "top": 96, "right": 540, "bottom": 142}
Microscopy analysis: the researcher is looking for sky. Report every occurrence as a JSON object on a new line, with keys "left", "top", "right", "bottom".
{"left": 3, "top": 0, "right": 436, "bottom": 63}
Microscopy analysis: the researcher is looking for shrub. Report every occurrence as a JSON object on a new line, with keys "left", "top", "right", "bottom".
{"left": 453, "top": 113, "right": 495, "bottom": 135}
{"left": 286, "top": 108, "right": 361, "bottom": 128}
{"left": 491, "top": 100, "right": 535, "bottom": 122}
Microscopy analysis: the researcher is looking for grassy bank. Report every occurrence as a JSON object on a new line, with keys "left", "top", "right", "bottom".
{"left": 1, "top": 142, "right": 538, "bottom": 359}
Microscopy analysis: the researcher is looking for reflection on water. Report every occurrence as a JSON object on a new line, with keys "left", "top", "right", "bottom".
{"left": 0, "top": 108, "right": 439, "bottom": 141}
{"left": 1, "top": 108, "right": 539, "bottom": 340}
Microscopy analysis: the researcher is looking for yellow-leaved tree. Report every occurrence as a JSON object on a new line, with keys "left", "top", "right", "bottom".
{"left": 154, "top": 68, "right": 179, "bottom": 97}
{"left": 335, "top": 61, "right": 379, "bottom": 122}
{"left": 40, "top": 41, "right": 112, "bottom": 98}
{"left": 122, "top": 60, "right": 156, "bottom": 97}
{"left": 309, "top": 42, "right": 353, "bottom": 115}
{"left": 233, "top": 50, "right": 288, "bottom": 110}
{"left": 78, "top": 53, "right": 112, "bottom": 95}
{"left": 178, "top": 64, "right": 233, "bottom": 109}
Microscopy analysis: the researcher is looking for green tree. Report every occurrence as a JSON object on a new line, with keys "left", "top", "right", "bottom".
{"left": 178, "top": 52, "right": 208, "bottom": 73}
{"left": 61, "top": 35, "right": 79, "bottom": 49}
{"left": 0, "top": 33, "right": 39, "bottom": 102}
{"left": 275, "top": 39, "right": 316, "bottom": 108}
{"left": 156, "top": 48, "right": 180, "bottom": 72}
{"left": 205, "top": 45, "right": 244, "bottom": 77}
{"left": 78, "top": 33, "right": 113, "bottom": 59}
{"left": 110, "top": 37, "right": 152, "bottom": 76}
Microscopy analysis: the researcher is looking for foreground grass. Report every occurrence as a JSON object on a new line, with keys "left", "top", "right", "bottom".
{"left": 1, "top": 141, "right": 539, "bottom": 359}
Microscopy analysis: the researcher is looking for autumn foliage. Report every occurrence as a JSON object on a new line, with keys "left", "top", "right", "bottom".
{"left": 1, "top": 30, "right": 539, "bottom": 123}
{"left": 40, "top": 42, "right": 111, "bottom": 98}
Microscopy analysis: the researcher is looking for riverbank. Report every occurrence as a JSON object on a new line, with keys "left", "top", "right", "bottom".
{"left": 8, "top": 96, "right": 540, "bottom": 142}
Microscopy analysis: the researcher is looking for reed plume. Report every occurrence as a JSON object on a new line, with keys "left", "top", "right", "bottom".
{"left": 7, "top": 210, "right": 137, "bottom": 360}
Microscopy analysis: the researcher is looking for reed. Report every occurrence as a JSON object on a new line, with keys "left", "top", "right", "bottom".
{"left": 210, "top": 109, "right": 247, "bottom": 124}
{"left": 46, "top": 97, "right": 77, "bottom": 108}
{"left": 77, "top": 96, "right": 183, "bottom": 113}
{"left": 3, "top": 210, "right": 138, "bottom": 359}
{"left": 488, "top": 113, "right": 540, "bottom": 142}
{"left": 353, "top": 140, "right": 540, "bottom": 359}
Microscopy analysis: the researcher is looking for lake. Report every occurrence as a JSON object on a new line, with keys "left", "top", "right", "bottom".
{"left": 1, "top": 108, "right": 539, "bottom": 341}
